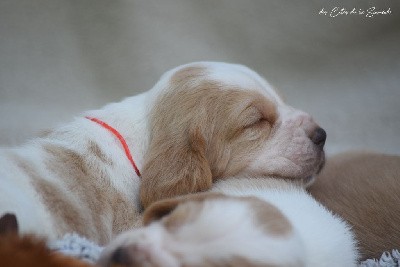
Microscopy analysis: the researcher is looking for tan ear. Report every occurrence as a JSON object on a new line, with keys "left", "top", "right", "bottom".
{"left": 143, "top": 192, "right": 226, "bottom": 225}
{"left": 0, "top": 213, "right": 18, "bottom": 236}
{"left": 142, "top": 197, "right": 184, "bottom": 225}
{"left": 140, "top": 127, "right": 212, "bottom": 209}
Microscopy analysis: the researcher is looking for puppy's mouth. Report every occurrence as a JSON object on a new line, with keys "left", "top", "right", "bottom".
{"left": 302, "top": 175, "right": 316, "bottom": 187}
{"left": 316, "top": 150, "right": 326, "bottom": 174}
{"left": 302, "top": 151, "right": 325, "bottom": 187}
{"left": 293, "top": 149, "right": 325, "bottom": 186}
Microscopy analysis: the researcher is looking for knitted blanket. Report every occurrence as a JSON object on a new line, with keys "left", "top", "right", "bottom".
{"left": 360, "top": 251, "right": 400, "bottom": 267}
{"left": 48, "top": 233, "right": 103, "bottom": 264}
{"left": 49, "top": 233, "right": 399, "bottom": 266}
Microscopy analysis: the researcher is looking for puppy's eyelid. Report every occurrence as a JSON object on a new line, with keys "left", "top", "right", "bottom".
{"left": 256, "top": 117, "right": 267, "bottom": 123}
{"left": 253, "top": 118, "right": 270, "bottom": 129}
{"left": 241, "top": 104, "right": 271, "bottom": 128}
{"left": 242, "top": 116, "right": 266, "bottom": 130}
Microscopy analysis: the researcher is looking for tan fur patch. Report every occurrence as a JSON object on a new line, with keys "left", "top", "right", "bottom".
{"left": 88, "top": 140, "right": 113, "bottom": 165}
{"left": 11, "top": 141, "right": 136, "bottom": 244}
{"left": 170, "top": 65, "right": 206, "bottom": 84}
{"left": 37, "top": 129, "right": 53, "bottom": 138}
{"left": 43, "top": 144, "right": 88, "bottom": 177}
{"left": 246, "top": 196, "right": 292, "bottom": 236}
{"left": 143, "top": 192, "right": 226, "bottom": 225}
{"left": 33, "top": 178, "right": 88, "bottom": 236}
{"left": 140, "top": 67, "right": 277, "bottom": 208}
{"left": 144, "top": 192, "right": 291, "bottom": 237}
{"left": 12, "top": 155, "right": 87, "bottom": 236}
{"left": 41, "top": 143, "right": 136, "bottom": 244}
{"left": 162, "top": 202, "right": 202, "bottom": 231}
{"left": 309, "top": 152, "right": 400, "bottom": 260}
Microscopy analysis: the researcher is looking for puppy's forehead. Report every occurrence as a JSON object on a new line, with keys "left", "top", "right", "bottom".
{"left": 165, "top": 62, "right": 283, "bottom": 104}
{"left": 206, "top": 63, "right": 280, "bottom": 99}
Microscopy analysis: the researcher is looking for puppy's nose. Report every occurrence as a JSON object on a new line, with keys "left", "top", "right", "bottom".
{"left": 110, "top": 247, "right": 133, "bottom": 266}
{"left": 310, "top": 127, "right": 327, "bottom": 147}
{"left": 109, "top": 245, "right": 152, "bottom": 267}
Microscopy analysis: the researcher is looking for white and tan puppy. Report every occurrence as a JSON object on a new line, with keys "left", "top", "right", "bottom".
{"left": 98, "top": 178, "right": 358, "bottom": 267}
{"left": 0, "top": 62, "right": 325, "bottom": 244}
{"left": 309, "top": 151, "right": 400, "bottom": 260}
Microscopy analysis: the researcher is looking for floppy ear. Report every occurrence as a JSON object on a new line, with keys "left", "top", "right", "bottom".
{"left": 140, "top": 127, "right": 212, "bottom": 209}
{"left": 143, "top": 197, "right": 184, "bottom": 225}
{"left": 143, "top": 192, "right": 225, "bottom": 225}
{"left": 0, "top": 213, "right": 18, "bottom": 236}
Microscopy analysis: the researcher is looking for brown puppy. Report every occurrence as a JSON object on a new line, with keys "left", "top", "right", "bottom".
{"left": 308, "top": 151, "right": 400, "bottom": 260}
{"left": 0, "top": 213, "right": 93, "bottom": 267}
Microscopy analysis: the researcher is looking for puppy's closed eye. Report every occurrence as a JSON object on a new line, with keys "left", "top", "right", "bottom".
{"left": 248, "top": 117, "right": 270, "bottom": 129}
{"left": 240, "top": 113, "right": 272, "bottom": 141}
{"left": 243, "top": 114, "right": 263, "bottom": 128}
{"left": 241, "top": 98, "right": 276, "bottom": 131}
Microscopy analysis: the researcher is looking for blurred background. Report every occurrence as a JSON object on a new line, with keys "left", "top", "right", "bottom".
{"left": 0, "top": 0, "right": 399, "bottom": 155}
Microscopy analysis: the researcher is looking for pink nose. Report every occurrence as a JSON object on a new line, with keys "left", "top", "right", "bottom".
{"left": 310, "top": 127, "right": 327, "bottom": 147}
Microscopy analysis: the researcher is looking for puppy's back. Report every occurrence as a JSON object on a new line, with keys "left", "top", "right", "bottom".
{"left": 309, "top": 151, "right": 400, "bottom": 260}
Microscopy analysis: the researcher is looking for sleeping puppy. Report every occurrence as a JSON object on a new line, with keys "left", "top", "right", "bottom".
{"left": 309, "top": 151, "right": 400, "bottom": 260}
{"left": 0, "top": 62, "right": 325, "bottom": 244}
{"left": 0, "top": 213, "right": 92, "bottom": 267}
{"left": 98, "top": 178, "right": 358, "bottom": 267}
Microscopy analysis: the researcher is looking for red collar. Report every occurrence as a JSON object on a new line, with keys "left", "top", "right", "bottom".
{"left": 85, "top": 116, "right": 141, "bottom": 177}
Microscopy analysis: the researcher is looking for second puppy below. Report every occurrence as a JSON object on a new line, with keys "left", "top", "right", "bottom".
{"left": 98, "top": 178, "right": 359, "bottom": 267}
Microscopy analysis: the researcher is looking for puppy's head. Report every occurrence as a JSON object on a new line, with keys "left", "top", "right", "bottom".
{"left": 141, "top": 62, "right": 325, "bottom": 207}
{"left": 99, "top": 193, "right": 302, "bottom": 267}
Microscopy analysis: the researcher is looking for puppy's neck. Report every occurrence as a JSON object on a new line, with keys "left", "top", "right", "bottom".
{"left": 84, "top": 93, "right": 150, "bottom": 175}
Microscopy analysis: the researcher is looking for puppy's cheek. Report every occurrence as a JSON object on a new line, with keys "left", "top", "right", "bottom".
{"left": 250, "top": 146, "right": 321, "bottom": 179}
{"left": 284, "top": 135, "right": 323, "bottom": 164}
